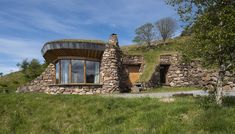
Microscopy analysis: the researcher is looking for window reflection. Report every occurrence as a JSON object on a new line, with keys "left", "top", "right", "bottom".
{"left": 86, "top": 61, "right": 100, "bottom": 83}
{"left": 71, "top": 60, "right": 84, "bottom": 83}
{"left": 55, "top": 62, "right": 60, "bottom": 84}
{"left": 55, "top": 59, "right": 100, "bottom": 84}
{"left": 61, "top": 60, "right": 69, "bottom": 84}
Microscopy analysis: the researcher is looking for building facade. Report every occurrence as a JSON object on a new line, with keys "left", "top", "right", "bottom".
{"left": 17, "top": 34, "right": 144, "bottom": 94}
{"left": 17, "top": 34, "right": 235, "bottom": 94}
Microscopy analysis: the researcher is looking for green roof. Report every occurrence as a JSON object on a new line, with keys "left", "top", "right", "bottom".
{"left": 45, "top": 39, "right": 106, "bottom": 45}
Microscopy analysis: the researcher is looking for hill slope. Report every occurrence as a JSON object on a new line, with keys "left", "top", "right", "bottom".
{"left": 0, "top": 71, "right": 28, "bottom": 93}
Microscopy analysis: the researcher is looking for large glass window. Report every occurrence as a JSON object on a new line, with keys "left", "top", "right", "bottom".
{"left": 61, "top": 60, "right": 69, "bottom": 84}
{"left": 71, "top": 60, "right": 84, "bottom": 83}
{"left": 86, "top": 61, "right": 100, "bottom": 83}
{"left": 55, "top": 59, "right": 100, "bottom": 84}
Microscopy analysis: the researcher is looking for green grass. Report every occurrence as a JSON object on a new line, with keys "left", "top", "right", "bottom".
{"left": 121, "top": 37, "right": 189, "bottom": 82}
{"left": 0, "top": 93, "right": 235, "bottom": 134}
{"left": 145, "top": 86, "right": 201, "bottom": 93}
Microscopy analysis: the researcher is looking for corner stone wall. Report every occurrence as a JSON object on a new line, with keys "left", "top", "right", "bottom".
{"left": 17, "top": 63, "right": 55, "bottom": 93}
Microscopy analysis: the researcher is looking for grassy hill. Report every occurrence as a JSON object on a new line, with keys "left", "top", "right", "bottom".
{"left": 121, "top": 37, "right": 189, "bottom": 82}
{"left": 0, "top": 71, "right": 28, "bottom": 93}
{"left": 1, "top": 94, "right": 235, "bottom": 134}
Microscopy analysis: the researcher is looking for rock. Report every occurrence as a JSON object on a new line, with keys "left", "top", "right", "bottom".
{"left": 223, "top": 85, "right": 231, "bottom": 91}
{"left": 159, "top": 97, "right": 175, "bottom": 103}
{"left": 131, "top": 86, "right": 140, "bottom": 93}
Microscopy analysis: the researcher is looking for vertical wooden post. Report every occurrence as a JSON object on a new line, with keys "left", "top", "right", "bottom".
{"left": 84, "top": 60, "right": 86, "bottom": 83}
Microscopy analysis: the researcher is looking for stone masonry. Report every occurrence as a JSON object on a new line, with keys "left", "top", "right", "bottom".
{"left": 147, "top": 54, "right": 235, "bottom": 91}
{"left": 100, "top": 34, "right": 122, "bottom": 93}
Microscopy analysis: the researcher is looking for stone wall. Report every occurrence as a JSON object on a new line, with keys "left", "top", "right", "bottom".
{"left": 100, "top": 35, "right": 122, "bottom": 93}
{"left": 122, "top": 54, "right": 145, "bottom": 72}
{"left": 17, "top": 63, "right": 55, "bottom": 93}
{"left": 151, "top": 54, "right": 235, "bottom": 91}
{"left": 120, "top": 55, "right": 145, "bottom": 91}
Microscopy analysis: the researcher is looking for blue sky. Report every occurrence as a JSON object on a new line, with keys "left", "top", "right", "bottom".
{"left": 0, "top": 0, "right": 181, "bottom": 74}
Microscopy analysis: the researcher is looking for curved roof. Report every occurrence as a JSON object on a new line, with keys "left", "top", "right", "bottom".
{"left": 41, "top": 39, "right": 106, "bottom": 62}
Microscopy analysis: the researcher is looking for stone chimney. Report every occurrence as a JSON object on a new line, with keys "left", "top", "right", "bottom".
{"left": 100, "top": 34, "right": 122, "bottom": 93}
{"left": 108, "top": 33, "right": 119, "bottom": 47}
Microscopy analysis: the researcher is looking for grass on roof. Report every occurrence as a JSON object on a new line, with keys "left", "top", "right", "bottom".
{"left": 121, "top": 37, "right": 189, "bottom": 82}
{"left": 45, "top": 39, "right": 106, "bottom": 45}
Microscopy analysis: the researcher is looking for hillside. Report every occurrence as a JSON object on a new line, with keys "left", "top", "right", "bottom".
{"left": 121, "top": 37, "right": 189, "bottom": 82}
{"left": 0, "top": 71, "right": 28, "bottom": 93}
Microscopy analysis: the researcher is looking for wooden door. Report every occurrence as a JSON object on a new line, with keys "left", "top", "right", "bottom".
{"left": 127, "top": 65, "right": 141, "bottom": 85}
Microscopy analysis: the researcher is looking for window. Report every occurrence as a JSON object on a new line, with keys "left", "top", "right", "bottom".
{"left": 86, "top": 61, "right": 100, "bottom": 84}
{"left": 55, "top": 59, "right": 100, "bottom": 84}
{"left": 55, "top": 62, "right": 60, "bottom": 83}
{"left": 61, "top": 60, "right": 69, "bottom": 84}
{"left": 71, "top": 60, "right": 84, "bottom": 83}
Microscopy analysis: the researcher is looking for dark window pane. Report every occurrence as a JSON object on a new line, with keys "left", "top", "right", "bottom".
{"left": 86, "top": 61, "right": 100, "bottom": 83}
{"left": 55, "top": 62, "right": 60, "bottom": 84}
{"left": 71, "top": 60, "right": 84, "bottom": 83}
{"left": 61, "top": 60, "right": 69, "bottom": 84}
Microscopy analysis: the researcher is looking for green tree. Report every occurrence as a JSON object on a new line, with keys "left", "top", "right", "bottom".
{"left": 0, "top": 72, "right": 3, "bottom": 77}
{"left": 25, "top": 59, "right": 44, "bottom": 80}
{"left": 167, "top": 0, "right": 235, "bottom": 104}
{"left": 17, "top": 59, "right": 46, "bottom": 80}
{"left": 133, "top": 23, "right": 156, "bottom": 47}
{"left": 155, "top": 17, "right": 177, "bottom": 45}
{"left": 17, "top": 59, "right": 29, "bottom": 72}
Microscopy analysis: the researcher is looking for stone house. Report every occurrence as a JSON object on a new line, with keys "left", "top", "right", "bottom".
{"left": 18, "top": 34, "right": 144, "bottom": 94}
{"left": 17, "top": 34, "right": 235, "bottom": 94}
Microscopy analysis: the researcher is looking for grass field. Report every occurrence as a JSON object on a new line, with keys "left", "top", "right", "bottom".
{"left": 144, "top": 86, "right": 201, "bottom": 93}
{"left": 1, "top": 93, "right": 235, "bottom": 134}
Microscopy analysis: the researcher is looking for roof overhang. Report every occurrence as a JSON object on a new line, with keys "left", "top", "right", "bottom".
{"left": 41, "top": 39, "right": 106, "bottom": 62}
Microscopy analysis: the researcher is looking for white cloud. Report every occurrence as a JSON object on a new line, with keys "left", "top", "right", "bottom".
{"left": 0, "top": 64, "right": 19, "bottom": 75}
{"left": 0, "top": 37, "right": 44, "bottom": 74}
{"left": 0, "top": 37, "right": 42, "bottom": 59}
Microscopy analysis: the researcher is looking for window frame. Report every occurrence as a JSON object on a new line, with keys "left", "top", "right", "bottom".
{"left": 54, "top": 57, "right": 100, "bottom": 85}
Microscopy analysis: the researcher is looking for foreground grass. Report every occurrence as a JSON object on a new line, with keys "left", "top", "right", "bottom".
{"left": 145, "top": 86, "right": 201, "bottom": 93}
{"left": 0, "top": 93, "right": 235, "bottom": 134}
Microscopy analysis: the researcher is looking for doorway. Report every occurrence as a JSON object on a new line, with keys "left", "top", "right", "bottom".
{"left": 127, "top": 65, "right": 141, "bottom": 86}
{"left": 160, "top": 64, "right": 170, "bottom": 85}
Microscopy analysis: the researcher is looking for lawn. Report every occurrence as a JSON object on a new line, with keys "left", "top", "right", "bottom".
{"left": 144, "top": 86, "right": 201, "bottom": 93}
{"left": 0, "top": 93, "right": 235, "bottom": 134}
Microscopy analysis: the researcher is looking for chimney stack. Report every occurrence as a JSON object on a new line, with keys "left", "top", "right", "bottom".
{"left": 108, "top": 33, "right": 119, "bottom": 47}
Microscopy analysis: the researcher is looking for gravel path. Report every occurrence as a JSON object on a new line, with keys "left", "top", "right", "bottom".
{"left": 104, "top": 90, "right": 235, "bottom": 98}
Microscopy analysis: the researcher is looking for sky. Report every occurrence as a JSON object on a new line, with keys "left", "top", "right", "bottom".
{"left": 0, "top": 0, "right": 181, "bottom": 74}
